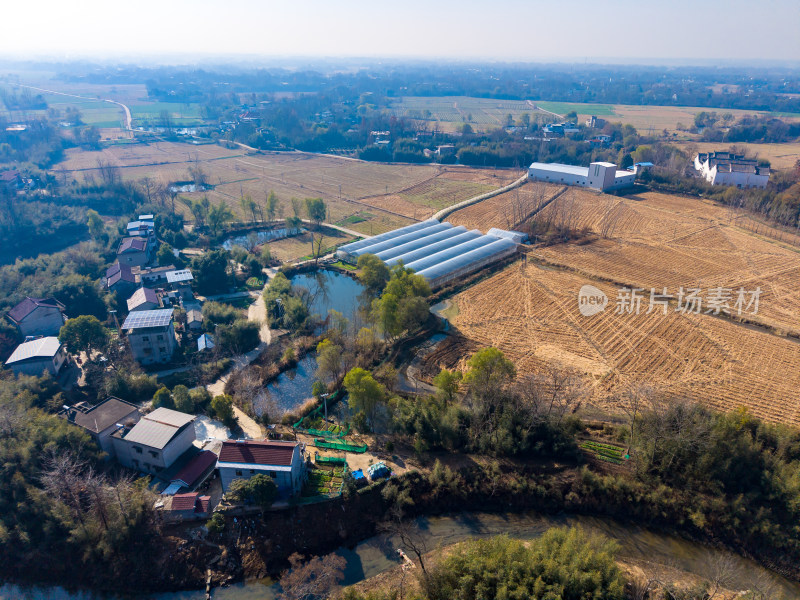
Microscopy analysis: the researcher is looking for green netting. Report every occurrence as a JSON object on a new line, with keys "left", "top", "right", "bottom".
{"left": 293, "top": 391, "right": 349, "bottom": 438}
{"left": 315, "top": 453, "right": 347, "bottom": 465}
{"left": 314, "top": 438, "right": 368, "bottom": 453}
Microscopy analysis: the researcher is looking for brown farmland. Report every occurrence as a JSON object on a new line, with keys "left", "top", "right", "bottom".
{"left": 55, "top": 142, "right": 520, "bottom": 235}
{"left": 439, "top": 262, "right": 800, "bottom": 427}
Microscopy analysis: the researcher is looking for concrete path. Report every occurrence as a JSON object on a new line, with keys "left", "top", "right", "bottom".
{"left": 431, "top": 174, "right": 529, "bottom": 221}
{"left": 205, "top": 287, "right": 272, "bottom": 439}
{"left": 10, "top": 82, "right": 132, "bottom": 130}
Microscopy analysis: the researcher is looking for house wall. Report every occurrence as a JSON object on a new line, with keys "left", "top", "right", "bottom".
{"left": 218, "top": 447, "right": 306, "bottom": 497}
{"left": 9, "top": 345, "right": 67, "bottom": 377}
{"left": 95, "top": 410, "right": 141, "bottom": 457}
{"left": 528, "top": 165, "right": 588, "bottom": 187}
{"left": 17, "top": 306, "right": 65, "bottom": 337}
{"left": 112, "top": 423, "right": 195, "bottom": 474}
{"left": 128, "top": 324, "right": 177, "bottom": 364}
{"left": 710, "top": 168, "right": 769, "bottom": 189}
{"left": 119, "top": 250, "right": 150, "bottom": 267}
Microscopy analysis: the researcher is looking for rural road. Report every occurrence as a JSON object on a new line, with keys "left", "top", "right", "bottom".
{"left": 205, "top": 288, "right": 272, "bottom": 439}
{"left": 9, "top": 82, "right": 133, "bottom": 130}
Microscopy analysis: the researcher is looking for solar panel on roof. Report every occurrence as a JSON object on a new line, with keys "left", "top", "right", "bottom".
{"left": 122, "top": 309, "right": 174, "bottom": 330}
{"left": 166, "top": 270, "right": 193, "bottom": 283}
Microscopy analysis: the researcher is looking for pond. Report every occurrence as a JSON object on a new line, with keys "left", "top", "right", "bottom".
{"left": 222, "top": 227, "right": 300, "bottom": 250}
{"left": 255, "top": 354, "right": 319, "bottom": 418}
{"left": 6, "top": 511, "right": 798, "bottom": 599}
{"left": 289, "top": 269, "right": 367, "bottom": 325}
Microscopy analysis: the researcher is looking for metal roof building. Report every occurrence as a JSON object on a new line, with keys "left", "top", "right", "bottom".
{"left": 337, "top": 218, "right": 523, "bottom": 289}
{"left": 528, "top": 161, "right": 636, "bottom": 192}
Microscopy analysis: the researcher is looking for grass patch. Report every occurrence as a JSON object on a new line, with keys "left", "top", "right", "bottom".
{"left": 301, "top": 465, "right": 346, "bottom": 497}
{"left": 331, "top": 260, "right": 357, "bottom": 271}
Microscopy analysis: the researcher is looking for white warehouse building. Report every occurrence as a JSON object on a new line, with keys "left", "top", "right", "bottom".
{"left": 336, "top": 220, "right": 525, "bottom": 289}
{"left": 528, "top": 161, "right": 636, "bottom": 192}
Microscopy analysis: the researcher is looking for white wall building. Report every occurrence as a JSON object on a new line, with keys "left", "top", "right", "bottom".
{"left": 122, "top": 309, "right": 177, "bottom": 365}
{"left": 5, "top": 336, "right": 68, "bottom": 377}
{"left": 112, "top": 408, "right": 196, "bottom": 475}
{"left": 528, "top": 161, "right": 636, "bottom": 191}
{"left": 217, "top": 440, "right": 306, "bottom": 498}
{"left": 694, "top": 152, "right": 769, "bottom": 189}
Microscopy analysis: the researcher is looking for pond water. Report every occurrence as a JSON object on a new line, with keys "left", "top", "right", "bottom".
{"left": 250, "top": 270, "right": 368, "bottom": 417}
{"left": 7, "top": 511, "right": 798, "bottom": 599}
{"left": 168, "top": 182, "right": 211, "bottom": 193}
{"left": 222, "top": 228, "right": 300, "bottom": 250}
{"left": 255, "top": 354, "right": 319, "bottom": 417}
{"left": 289, "top": 269, "right": 366, "bottom": 324}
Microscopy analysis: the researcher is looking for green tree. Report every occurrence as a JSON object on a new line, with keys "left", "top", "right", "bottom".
{"left": 156, "top": 243, "right": 178, "bottom": 267}
{"left": 58, "top": 315, "right": 109, "bottom": 356}
{"left": 152, "top": 386, "right": 174, "bottom": 409}
{"left": 356, "top": 253, "right": 390, "bottom": 294}
{"left": 315, "top": 338, "right": 343, "bottom": 383}
{"left": 265, "top": 190, "right": 278, "bottom": 222}
{"left": 227, "top": 474, "right": 277, "bottom": 509}
{"left": 191, "top": 249, "right": 230, "bottom": 295}
{"left": 343, "top": 368, "right": 386, "bottom": 430}
{"left": 207, "top": 512, "right": 225, "bottom": 535}
{"left": 172, "top": 385, "right": 193, "bottom": 413}
{"left": 463, "top": 347, "right": 516, "bottom": 399}
{"left": 424, "top": 529, "right": 624, "bottom": 600}
{"left": 215, "top": 319, "right": 260, "bottom": 355}
{"left": 86, "top": 209, "right": 104, "bottom": 240}
{"left": 304, "top": 197, "right": 326, "bottom": 227}
{"left": 207, "top": 200, "right": 234, "bottom": 236}
{"left": 433, "top": 368, "right": 461, "bottom": 405}
{"left": 211, "top": 394, "right": 237, "bottom": 428}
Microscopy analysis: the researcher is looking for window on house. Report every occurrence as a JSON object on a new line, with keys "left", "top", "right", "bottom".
{"left": 133, "top": 446, "right": 142, "bottom": 454}
{"left": 269, "top": 471, "right": 278, "bottom": 479}
{"left": 142, "top": 336, "right": 149, "bottom": 341}
{"left": 249, "top": 469, "right": 255, "bottom": 475}
{"left": 159, "top": 347, "right": 167, "bottom": 354}
{"left": 149, "top": 451, "right": 159, "bottom": 459}
{"left": 235, "top": 469, "right": 243, "bottom": 476}
{"left": 157, "top": 334, "right": 164, "bottom": 341}
{"left": 143, "top": 348, "right": 152, "bottom": 355}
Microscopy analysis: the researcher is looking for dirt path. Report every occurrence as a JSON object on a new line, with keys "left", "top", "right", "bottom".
{"left": 205, "top": 289, "right": 272, "bottom": 439}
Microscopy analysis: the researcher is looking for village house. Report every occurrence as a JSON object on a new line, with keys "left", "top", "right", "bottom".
{"left": 117, "top": 236, "right": 154, "bottom": 268}
{"left": 217, "top": 440, "right": 307, "bottom": 498}
{"left": 122, "top": 309, "right": 177, "bottom": 365}
{"left": 186, "top": 309, "right": 203, "bottom": 332}
{"left": 6, "top": 297, "right": 66, "bottom": 337}
{"left": 112, "top": 407, "right": 197, "bottom": 475}
{"left": 60, "top": 398, "right": 141, "bottom": 457}
{"left": 5, "top": 336, "right": 69, "bottom": 377}
{"left": 694, "top": 151, "right": 770, "bottom": 189}
{"left": 126, "top": 287, "right": 160, "bottom": 312}
{"left": 165, "top": 269, "right": 194, "bottom": 300}
{"left": 105, "top": 263, "right": 137, "bottom": 294}
{"left": 135, "top": 264, "right": 176, "bottom": 287}
{"left": 163, "top": 449, "right": 218, "bottom": 495}
{"left": 163, "top": 492, "right": 211, "bottom": 520}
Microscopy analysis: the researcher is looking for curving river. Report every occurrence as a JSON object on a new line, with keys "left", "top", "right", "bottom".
{"left": 4, "top": 511, "right": 799, "bottom": 599}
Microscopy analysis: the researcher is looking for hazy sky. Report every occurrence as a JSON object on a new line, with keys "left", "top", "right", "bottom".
{"left": 2, "top": 0, "right": 799, "bottom": 64}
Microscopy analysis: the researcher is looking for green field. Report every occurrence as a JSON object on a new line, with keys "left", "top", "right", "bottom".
{"left": 533, "top": 101, "right": 616, "bottom": 116}
{"left": 130, "top": 102, "right": 203, "bottom": 126}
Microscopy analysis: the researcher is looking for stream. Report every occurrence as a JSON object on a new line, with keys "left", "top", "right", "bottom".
{"left": 4, "top": 511, "right": 798, "bottom": 599}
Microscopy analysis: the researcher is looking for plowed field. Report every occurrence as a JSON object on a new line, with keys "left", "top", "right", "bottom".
{"left": 439, "top": 262, "right": 800, "bottom": 427}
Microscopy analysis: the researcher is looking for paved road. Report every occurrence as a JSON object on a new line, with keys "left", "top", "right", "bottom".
{"left": 9, "top": 82, "right": 132, "bottom": 130}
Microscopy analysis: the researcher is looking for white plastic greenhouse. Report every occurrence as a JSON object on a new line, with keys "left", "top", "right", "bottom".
{"left": 335, "top": 218, "right": 523, "bottom": 289}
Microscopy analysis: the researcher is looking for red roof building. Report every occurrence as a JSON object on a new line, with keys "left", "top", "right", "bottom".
{"left": 217, "top": 440, "right": 305, "bottom": 497}
{"left": 170, "top": 450, "right": 217, "bottom": 489}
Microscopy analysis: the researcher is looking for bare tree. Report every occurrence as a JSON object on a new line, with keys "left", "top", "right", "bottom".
{"left": 277, "top": 552, "right": 346, "bottom": 600}
{"left": 618, "top": 382, "right": 656, "bottom": 454}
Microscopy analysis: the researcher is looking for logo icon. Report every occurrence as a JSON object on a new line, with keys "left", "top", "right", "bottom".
{"left": 578, "top": 285, "right": 607, "bottom": 316}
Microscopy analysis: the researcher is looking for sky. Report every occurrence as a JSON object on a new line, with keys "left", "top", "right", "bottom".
{"left": 2, "top": 0, "right": 799, "bottom": 65}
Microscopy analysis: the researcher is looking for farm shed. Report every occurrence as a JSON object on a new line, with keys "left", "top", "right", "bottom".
{"left": 528, "top": 161, "right": 635, "bottom": 192}
{"left": 336, "top": 219, "right": 440, "bottom": 262}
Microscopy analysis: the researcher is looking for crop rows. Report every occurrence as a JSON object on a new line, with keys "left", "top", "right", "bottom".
{"left": 445, "top": 262, "right": 800, "bottom": 427}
